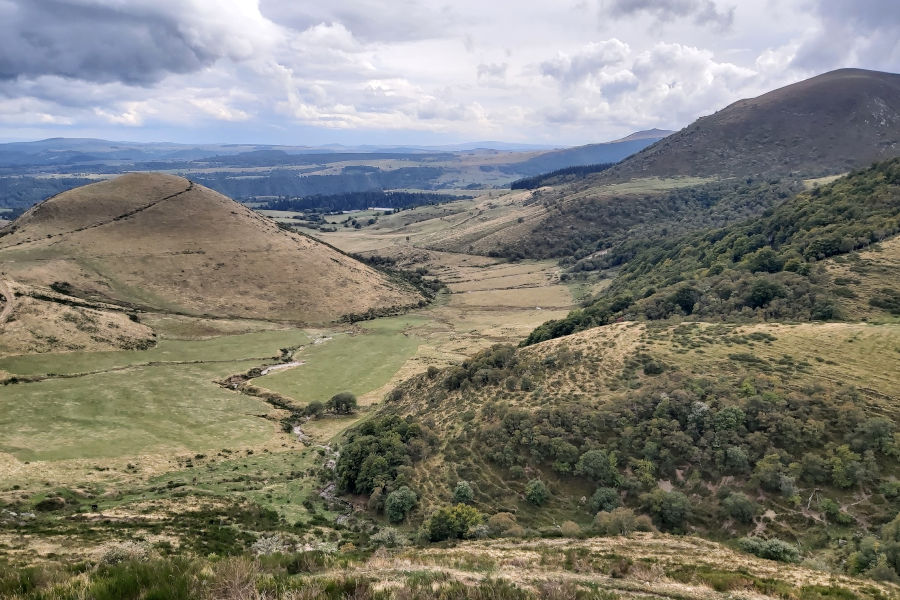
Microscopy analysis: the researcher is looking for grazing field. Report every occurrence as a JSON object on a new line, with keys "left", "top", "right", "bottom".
{"left": 0, "top": 360, "right": 273, "bottom": 463}
{"left": 825, "top": 235, "right": 900, "bottom": 322}
{"left": 254, "top": 318, "right": 424, "bottom": 406}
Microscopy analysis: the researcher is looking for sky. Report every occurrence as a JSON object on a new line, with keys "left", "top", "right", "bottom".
{"left": 0, "top": 0, "right": 898, "bottom": 147}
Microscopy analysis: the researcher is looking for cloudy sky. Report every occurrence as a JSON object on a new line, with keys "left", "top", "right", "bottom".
{"left": 0, "top": 0, "right": 898, "bottom": 146}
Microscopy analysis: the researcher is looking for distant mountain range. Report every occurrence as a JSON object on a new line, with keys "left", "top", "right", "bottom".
{"left": 0, "top": 132, "right": 666, "bottom": 170}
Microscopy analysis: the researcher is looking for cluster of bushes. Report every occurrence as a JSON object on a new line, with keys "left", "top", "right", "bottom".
{"left": 443, "top": 344, "right": 520, "bottom": 391}
{"left": 420, "top": 503, "right": 485, "bottom": 542}
{"left": 351, "top": 254, "right": 444, "bottom": 301}
{"left": 476, "top": 370, "right": 898, "bottom": 534}
{"left": 303, "top": 392, "right": 359, "bottom": 419}
{"left": 737, "top": 537, "right": 800, "bottom": 562}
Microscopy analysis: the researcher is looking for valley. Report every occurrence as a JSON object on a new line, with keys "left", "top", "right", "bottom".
{"left": 1, "top": 67, "right": 900, "bottom": 600}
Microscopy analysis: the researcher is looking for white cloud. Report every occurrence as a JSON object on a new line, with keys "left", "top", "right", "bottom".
{"left": 0, "top": 0, "right": 896, "bottom": 145}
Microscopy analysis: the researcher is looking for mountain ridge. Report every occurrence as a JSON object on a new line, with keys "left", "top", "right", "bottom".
{"left": 605, "top": 68, "right": 900, "bottom": 179}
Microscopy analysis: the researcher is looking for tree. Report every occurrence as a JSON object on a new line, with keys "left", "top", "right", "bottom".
{"left": 525, "top": 479, "right": 550, "bottom": 506}
{"left": 327, "top": 392, "right": 357, "bottom": 414}
{"left": 744, "top": 247, "right": 783, "bottom": 273}
{"left": 575, "top": 449, "right": 620, "bottom": 487}
{"left": 670, "top": 285, "right": 700, "bottom": 314}
{"left": 452, "top": 480, "right": 474, "bottom": 504}
{"left": 744, "top": 279, "right": 785, "bottom": 309}
{"left": 304, "top": 401, "right": 324, "bottom": 418}
{"left": 385, "top": 486, "right": 418, "bottom": 523}
{"left": 880, "top": 512, "right": 900, "bottom": 577}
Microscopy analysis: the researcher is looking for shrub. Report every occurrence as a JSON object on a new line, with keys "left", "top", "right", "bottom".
{"left": 370, "top": 527, "right": 408, "bottom": 547}
{"left": 487, "top": 512, "right": 518, "bottom": 536}
{"left": 452, "top": 480, "right": 474, "bottom": 504}
{"left": 304, "top": 401, "right": 324, "bottom": 418}
{"left": 560, "top": 520, "right": 582, "bottom": 537}
{"left": 593, "top": 508, "right": 652, "bottom": 535}
{"left": 738, "top": 537, "right": 799, "bottom": 562}
{"left": 575, "top": 449, "right": 619, "bottom": 487}
{"left": 640, "top": 489, "right": 691, "bottom": 532}
{"left": 384, "top": 486, "right": 418, "bottom": 523}
{"left": 424, "top": 504, "right": 484, "bottom": 542}
{"left": 250, "top": 535, "right": 289, "bottom": 556}
{"left": 88, "top": 557, "right": 201, "bottom": 600}
{"left": 525, "top": 479, "right": 550, "bottom": 506}
{"left": 100, "top": 541, "right": 150, "bottom": 565}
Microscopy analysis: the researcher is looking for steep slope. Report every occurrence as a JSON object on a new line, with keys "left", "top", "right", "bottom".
{"left": 0, "top": 173, "right": 422, "bottom": 322}
{"left": 607, "top": 68, "right": 900, "bottom": 179}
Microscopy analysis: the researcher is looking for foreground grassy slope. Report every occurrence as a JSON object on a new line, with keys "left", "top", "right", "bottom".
{"left": 1, "top": 534, "right": 896, "bottom": 599}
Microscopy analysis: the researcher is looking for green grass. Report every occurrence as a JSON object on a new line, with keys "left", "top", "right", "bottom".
{"left": 0, "top": 329, "right": 309, "bottom": 376}
{"left": 117, "top": 449, "right": 327, "bottom": 523}
{"left": 255, "top": 321, "right": 421, "bottom": 406}
{"left": 0, "top": 360, "right": 273, "bottom": 461}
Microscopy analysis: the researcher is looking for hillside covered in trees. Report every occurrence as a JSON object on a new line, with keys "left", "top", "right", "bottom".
{"left": 524, "top": 158, "right": 900, "bottom": 344}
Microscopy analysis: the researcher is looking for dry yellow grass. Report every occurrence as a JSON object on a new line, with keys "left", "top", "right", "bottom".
{"left": 0, "top": 279, "right": 155, "bottom": 356}
{"left": 382, "top": 534, "right": 897, "bottom": 599}
{"left": 825, "top": 235, "right": 900, "bottom": 322}
{"left": 0, "top": 173, "right": 421, "bottom": 325}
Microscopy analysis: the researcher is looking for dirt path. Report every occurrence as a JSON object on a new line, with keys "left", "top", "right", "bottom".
{"left": 0, "top": 278, "right": 14, "bottom": 326}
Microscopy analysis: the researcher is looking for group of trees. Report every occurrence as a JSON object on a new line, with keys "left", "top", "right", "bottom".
{"left": 335, "top": 415, "right": 432, "bottom": 522}
{"left": 302, "top": 392, "right": 358, "bottom": 419}
{"left": 497, "top": 178, "right": 799, "bottom": 261}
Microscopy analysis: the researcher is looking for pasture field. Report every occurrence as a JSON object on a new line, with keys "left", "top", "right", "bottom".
{"left": 0, "top": 360, "right": 273, "bottom": 463}
{"left": 0, "top": 189, "right": 588, "bottom": 562}
{"left": 254, "top": 318, "right": 424, "bottom": 407}
{"left": 825, "top": 236, "right": 900, "bottom": 323}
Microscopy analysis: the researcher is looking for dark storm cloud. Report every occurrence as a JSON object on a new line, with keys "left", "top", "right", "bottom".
{"left": 792, "top": 0, "right": 900, "bottom": 72}
{"left": 0, "top": 0, "right": 235, "bottom": 85}
{"left": 606, "top": 0, "right": 734, "bottom": 30}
